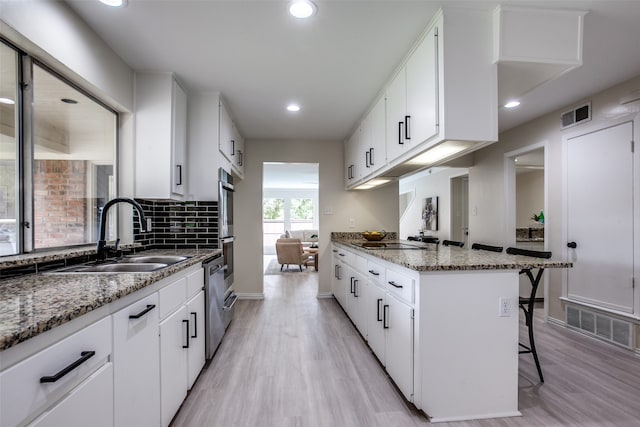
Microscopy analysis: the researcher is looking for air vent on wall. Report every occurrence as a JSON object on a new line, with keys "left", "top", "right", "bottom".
{"left": 566, "top": 305, "right": 632, "bottom": 349}
{"left": 560, "top": 102, "right": 591, "bottom": 129}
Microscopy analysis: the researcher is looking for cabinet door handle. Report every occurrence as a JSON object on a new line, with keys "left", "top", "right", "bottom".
{"left": 398, "top": 121, "right": 404, "bottom": 145}
{"left": 350, "top": 277, "right": 355, "bottom": 294}
{"left": 176, "top": 164, "right": 182, "bottom": 186}
{"left": 40, "top": 351, "right": 95, "bottom": 383}
{"left": 368, "top": 269, "right": 380, "bottom": 276}
{"left": 377, "top": 298, "right": 383, "bottom": 321}
{"left": 369, "top": 148, "right": 374, "bottom": 166}
{"left": 383, "top": 305, "right": 390, "bottom": 329}
{"left": 354, "top": 279, "right": 359, "bottom": 297}
{"left": 230, "top": 140, "right": 235, "bottom": 156}
{"left": 365, "top": 150, "right": 370, "bottom": 168}
{"left": 339, "top": 253, "right": 345, "bottom": 257}
{"left": 190, "top": 312, "right": 198, "bottom": 338}
{"left": 388, "top": 280, "right": 403, "bottom": 289}
{"left": 405, "top": 115, "right": 411, "bottom": 140}
{"left": 567, "top": 242, "right": 577, "bottom": 248}
{"left": 182, "top": 319, "right": 190, "bottom": 349}
{"left": 337, "top": 265, "right": 342, "bottom": 280}
{"left": 334, "top": 264, "right": 338, "bottom": 278}
{"left": 129, "top": 304, "right": 156, "bottom": 319}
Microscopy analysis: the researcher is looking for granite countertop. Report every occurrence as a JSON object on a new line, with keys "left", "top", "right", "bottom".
{"left": 332, "top": 238, "right": 572, "bottom": 272}
{"left": 0, "top": 248, "right": 220, "bottom": 351}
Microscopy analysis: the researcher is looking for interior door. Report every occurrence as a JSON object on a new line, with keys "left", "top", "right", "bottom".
{"left": 566, "top": 121, "right": 634, "bottom": 313}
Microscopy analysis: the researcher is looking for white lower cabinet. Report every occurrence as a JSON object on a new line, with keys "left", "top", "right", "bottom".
{"left": 346, "top": 269, "right": 369, "bottom": 339}
{"left": 0, "top": 317, "right": 112, "bottom": 427}
{"left": 160, "top": 305, "right": 189, "bottom": 427}
{"left": 159, "top": 270, "right": 206, "bottom": 427}
{"left": 334, "top": 244, "right": 415, "bottom": 402}
{"left": 186, "top": 291, "right": 206, "bottom": 388}
{"left": 113, "top": 292, "right": 160, "bottom": 427}
{"left": 384, "top": 292, "right": 414, "bottom": 400}
{"left": 29, "top": 363, "right": 113, "bottom": 427}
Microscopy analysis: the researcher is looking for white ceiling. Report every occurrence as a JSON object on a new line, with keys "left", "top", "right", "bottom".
{"left": 64, "top": 0, "right": 640, "bottom": 142}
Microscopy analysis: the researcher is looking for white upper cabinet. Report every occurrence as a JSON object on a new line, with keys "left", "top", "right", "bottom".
{"left": 135, "top": 73, "right": 187, "bottom": 200}
{"left": 187, "top": 92, "right": 245, "bottom": 200}
{"left": 346, "top": 7, "right": 498, "bottom": 189}
{"left": 219, "top": 98, "right": 245, "bottom": 179}
{"left": 345, "top": 94, "right": 386, "bottom": 189}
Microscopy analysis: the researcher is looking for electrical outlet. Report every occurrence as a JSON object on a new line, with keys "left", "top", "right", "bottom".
{"left": 499, "top": 297, "right": 511, "bottom": 317}
{"left": 348, "top": 218, "right": 355, "bottom": 228}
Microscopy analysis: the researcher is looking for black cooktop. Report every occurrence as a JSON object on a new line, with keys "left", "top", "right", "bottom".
{"left": 351, "top": 242, "right": 426, "bottom": 250}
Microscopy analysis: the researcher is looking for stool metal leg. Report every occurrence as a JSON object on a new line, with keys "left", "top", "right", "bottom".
{"left": 519, "top": 268, "right": 545, "bottom": 383}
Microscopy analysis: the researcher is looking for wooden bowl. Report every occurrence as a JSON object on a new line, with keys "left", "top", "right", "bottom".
{"left": 362, "top": 231, "right": 386, "bottom": 241}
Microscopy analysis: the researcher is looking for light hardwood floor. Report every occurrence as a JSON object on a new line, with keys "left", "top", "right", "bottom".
{"left": 172, "top": 272, "right": 640, "bottom": 427}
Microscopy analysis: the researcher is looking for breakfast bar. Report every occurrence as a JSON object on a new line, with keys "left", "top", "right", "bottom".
{"left": 331, "top": 233, "right": 571, "bottom": 422}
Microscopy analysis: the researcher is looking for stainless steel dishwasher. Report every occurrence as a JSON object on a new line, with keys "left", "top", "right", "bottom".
{"left": 204, "top": 254, "right": 237, "bottom": 359}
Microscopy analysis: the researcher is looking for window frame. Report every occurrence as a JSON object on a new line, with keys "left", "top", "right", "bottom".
{"left": 1, "top": 37, "right": 120, "bottom": 256}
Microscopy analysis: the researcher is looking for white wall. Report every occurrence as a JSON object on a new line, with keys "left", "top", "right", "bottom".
{"left": 235, "top": 139, "right": 399, "bottom": 298}
{"left": 469, "top": 74, "right": 640, "bottom": 322}
{"left": 399, "top": 167, "right": 468, "bottom": 240}
{"left": 516, "top": 170, "right": 544, "bottom": 228}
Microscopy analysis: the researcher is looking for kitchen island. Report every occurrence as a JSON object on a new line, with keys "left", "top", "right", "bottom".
{"left": 331, "top": 234, "right": 571, "bottom": 423}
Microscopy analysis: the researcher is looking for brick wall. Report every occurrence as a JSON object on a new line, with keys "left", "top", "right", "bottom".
{"left": 134, "top": 200, "right": 218, "bottom": 249}
{"left": 33, "top": 160, "right": 88, "bottom": 248}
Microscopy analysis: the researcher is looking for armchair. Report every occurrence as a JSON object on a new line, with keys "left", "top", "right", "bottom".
{"left": 275, "top": 238, "right": 312, "bottom": 271}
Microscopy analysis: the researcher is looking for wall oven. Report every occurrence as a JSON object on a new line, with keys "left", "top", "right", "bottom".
{"left": 218, "top": 168, "right": 235, "bottom": 289}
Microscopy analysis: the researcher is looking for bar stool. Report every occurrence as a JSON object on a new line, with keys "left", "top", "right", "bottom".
{"left": 442, "top": 239, "right": 464, "bottom": 247}
{"left": 471, "top": 243, "right": 503, "bottom": 252}
{"left": 506, "top": 246, "right": 552, "bottom": 383}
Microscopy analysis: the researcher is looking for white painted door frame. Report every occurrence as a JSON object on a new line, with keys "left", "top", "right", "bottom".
{"left": 504, "top": 142, "right": 549, "bottom": 317}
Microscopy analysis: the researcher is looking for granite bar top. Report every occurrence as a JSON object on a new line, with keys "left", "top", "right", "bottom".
{"left": 0, "top": 248, "right": 220, "bottom": 351}
{"left": 332, "top": 237, "right": 571, "bottom": 272}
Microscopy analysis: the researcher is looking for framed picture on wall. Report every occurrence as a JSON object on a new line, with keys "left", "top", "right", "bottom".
{"left": 422, "top": 196, "right": 438, "bottom": 231}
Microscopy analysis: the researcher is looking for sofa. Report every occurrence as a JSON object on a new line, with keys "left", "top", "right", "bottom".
{"left": 280, "top": 229, "right": 318, "bottom": 248}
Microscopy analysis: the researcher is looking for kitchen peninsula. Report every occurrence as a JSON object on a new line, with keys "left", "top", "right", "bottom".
{"left": 331, "top": 232, "right": 571, "bottom": 422}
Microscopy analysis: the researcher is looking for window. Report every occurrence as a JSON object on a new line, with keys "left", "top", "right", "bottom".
{"left": 0, "top": 42, "right": 19, "bottom": 256}
{"left": 0, "top": 40, "right": 118, "bottom": 256}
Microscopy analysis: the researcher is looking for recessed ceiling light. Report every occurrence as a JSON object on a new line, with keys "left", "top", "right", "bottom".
{"left": 289, "top": 0, "right": 317, "bottom": 19}
{"left": 61, "top": 98, "right": 78, "bottom": 104}
{"left": 0, "top": 97, "right": 15, "bottom": 105}
{"left": 99, "top": 0, "right": 127, "bottom": 7}
{"left": 286, "top": 104, "right": 301, "bottom": 112}
{"left": 504, "top": 100, "right": 521, "bottom": 109}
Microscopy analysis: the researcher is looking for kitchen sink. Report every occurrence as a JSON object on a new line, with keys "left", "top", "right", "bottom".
{"left": 48, "top": 262, "right": 169, "bottom": 274}
{"left": 122, "top": 255, "right": 189, "bottom": 265}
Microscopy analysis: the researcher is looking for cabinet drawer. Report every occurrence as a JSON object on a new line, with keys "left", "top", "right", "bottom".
{"left": 366, "top": 260, "right": 385, "bottom": 285}
{"left": 335, "top": 247, "right": 354, "bottom": 265}
{"left": 186, "top": 268, "right": 204, "bottom": 300}
{"left": 386, "top": 268, "right": 415, "bottom": 304}
{"left": 355, "top": 254, "right": 368, "bottom": 274}
{"left": 159, "top": 276, "right": 187, "bottom": 319}
{"left": 0, "top": 317, "right": 111, "bottom": 427}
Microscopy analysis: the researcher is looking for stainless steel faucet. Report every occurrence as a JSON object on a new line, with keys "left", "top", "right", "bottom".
{"left": 96, "top": 198, "right": 147, "bottom": 260}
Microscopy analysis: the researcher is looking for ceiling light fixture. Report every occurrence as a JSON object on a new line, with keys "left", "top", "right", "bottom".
{"left": 289, "top": 0, "right": 317, "bottom": 19}
{"left": 286, "top": 104, "right": 301, "bottom": 112}
{"left": 0, "top": 97, "right": 15, "bottom": 105}
{"left": 99, "top": 0, "right": 127, "bottom": 7}
{"left": 504, "top": 100, "right": 521, "bottom": 109}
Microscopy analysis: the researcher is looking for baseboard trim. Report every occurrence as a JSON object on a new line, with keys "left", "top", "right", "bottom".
{"left": 546, "top": 317, "right": 566, "bottom": 327}
{"left": 236, "top": 293, "right": 264, "bottom": 300}
{"left": 316, "top": 293, "right": 334, "bottom": 299}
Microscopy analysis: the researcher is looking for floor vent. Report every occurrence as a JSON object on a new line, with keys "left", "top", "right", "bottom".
{"left": 566, "top": 305, "right": 633, "bottom": 349}
{"left": 560, "top": 102, "right": 591, "bottom": 129}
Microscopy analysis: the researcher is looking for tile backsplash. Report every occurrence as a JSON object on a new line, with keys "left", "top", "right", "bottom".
{"left": 134, "top": 199, "right": 218, "bottom": 249}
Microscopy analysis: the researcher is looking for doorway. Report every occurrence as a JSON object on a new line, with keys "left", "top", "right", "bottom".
{"left": 505, "top": 145, "right": 547, "bottom": 302}
{"left": 262, "top": 162, "right": 319, "bottom": 273}
{"left": 450, "top": 175, "right": 469, "bottom": 246}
